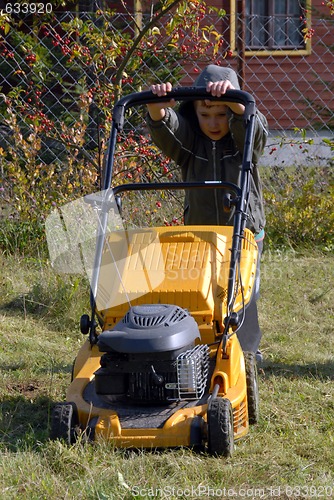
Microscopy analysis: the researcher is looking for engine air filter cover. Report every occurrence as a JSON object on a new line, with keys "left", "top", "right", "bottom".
{"left": 97, "top": 304, "right": 200, "bottom": 353}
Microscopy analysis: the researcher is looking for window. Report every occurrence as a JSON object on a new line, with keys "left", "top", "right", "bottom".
{"left": 246, "top": 0, "right": 305, "bottom": 50}
{"left": 231, "top": 0, "right": 311, "bottom": 54}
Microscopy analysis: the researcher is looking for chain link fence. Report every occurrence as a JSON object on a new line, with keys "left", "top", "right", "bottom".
{"left": 0, "top": 11, "right": 333, "bottom": 166}
{"left": 0, "top": 10, "right": 333, "bottom": 249}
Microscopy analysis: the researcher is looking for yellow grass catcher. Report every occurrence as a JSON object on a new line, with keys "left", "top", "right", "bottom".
{"left": 49, "top": 88, "right": 260, "bottom": 457}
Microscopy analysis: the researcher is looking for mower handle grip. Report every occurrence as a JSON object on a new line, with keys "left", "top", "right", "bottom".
{"left": 112, "top": 87, "right": 256, "bottom": 130}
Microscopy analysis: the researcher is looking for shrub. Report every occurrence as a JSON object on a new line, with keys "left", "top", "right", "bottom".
{"left": 263, "top": 165, "right": 334, "bottom": 250}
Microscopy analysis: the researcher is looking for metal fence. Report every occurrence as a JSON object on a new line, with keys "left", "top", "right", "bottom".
{"left": 0, "top": 11, "right": 333, "bottom": 170}
{"left": 0, "top": 10, "right": 333, "bottom": 250}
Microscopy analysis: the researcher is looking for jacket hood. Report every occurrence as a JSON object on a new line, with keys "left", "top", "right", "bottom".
{"left": 194, "top": 64, "right": 240, "bottom": 90}
{"left": 178, "top": 65, "right": 240, "bottom": 123}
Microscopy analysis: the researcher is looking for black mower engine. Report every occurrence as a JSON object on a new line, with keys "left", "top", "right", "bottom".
{"left": 95, "top": 304, "right": 210, "bottom": 403}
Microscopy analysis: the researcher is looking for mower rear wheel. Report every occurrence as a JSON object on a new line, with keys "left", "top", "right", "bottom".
{"left": 207, "top": 396, "right": 234, "bottom": 457}
{"left": 50, "top": 402, "right": 79, "bottom": 444}
{"left": 244, "top": 351, "right": 259, "bottom": 425}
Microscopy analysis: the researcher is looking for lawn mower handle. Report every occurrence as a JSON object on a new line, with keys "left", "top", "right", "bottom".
{"left": 112, "top": 87, "right": 256, "bottom": 131}
{"left": 90, "top": 88, "right": 257, "bottom": 341}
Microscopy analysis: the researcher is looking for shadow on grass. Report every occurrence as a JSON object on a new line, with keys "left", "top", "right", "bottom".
{"left": 0, "top": 393, "right": 52, "bottom": 450}
{"left": 0, "top": 368, "right": 72, "bottom": 451}
{"left": 260, "top": 360, "right": 334, "bottom": 381}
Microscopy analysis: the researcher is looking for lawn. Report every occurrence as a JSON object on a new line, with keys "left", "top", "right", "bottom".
{"left": 0, "top": 249, "right": 333, "bottom": 499}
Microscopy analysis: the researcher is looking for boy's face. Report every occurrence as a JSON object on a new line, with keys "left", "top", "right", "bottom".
{"left": 194, "top": 101, "right": 229, "bottom": 141}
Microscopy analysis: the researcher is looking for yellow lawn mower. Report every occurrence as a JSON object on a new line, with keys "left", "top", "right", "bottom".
{"left": 48, "top": 88, "right": 260, "bottom": 457}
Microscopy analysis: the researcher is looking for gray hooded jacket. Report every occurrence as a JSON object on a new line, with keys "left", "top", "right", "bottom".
{"left": 147, "top": 65, "right": 268, "bottom": 235}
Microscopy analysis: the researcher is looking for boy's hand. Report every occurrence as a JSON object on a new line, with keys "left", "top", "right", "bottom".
{"left": 147, "top": 82, "right": 176, "bottom": 121}
{"left": 206, "top": 80, "right": 245, "bottom": 115}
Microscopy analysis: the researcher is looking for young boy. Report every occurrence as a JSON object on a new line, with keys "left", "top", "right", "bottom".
{"left": 146, "top": 64, "right": 268, "bottom": 358}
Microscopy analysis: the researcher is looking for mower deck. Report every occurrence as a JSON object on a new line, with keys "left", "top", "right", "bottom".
{"left": 83, "top": 380, "right": 209, "bottom": 429}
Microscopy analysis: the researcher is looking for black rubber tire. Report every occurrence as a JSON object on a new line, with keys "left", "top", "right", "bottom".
{"left": 207, "top": 396, "right": 234, "bottom": 457}
{"left": 244, "top": 351, "right": 259, "bottom": 425}
{"left": 80, "top": 314, "right": 90, "bottom": 335}
{"left": 50, "top": 402, "right": 79, "bottom": 444}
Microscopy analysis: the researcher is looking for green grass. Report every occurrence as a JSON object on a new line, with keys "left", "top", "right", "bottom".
{"left": 0, "top": 250, "right": 333, "bottom": 499}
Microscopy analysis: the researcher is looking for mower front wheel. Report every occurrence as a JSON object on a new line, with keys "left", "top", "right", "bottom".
{"left": 50, "top": 402, "right": 79, "bottom": 444}
{"left": 207, "top": 396, "right": 234, "bottom": 457}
